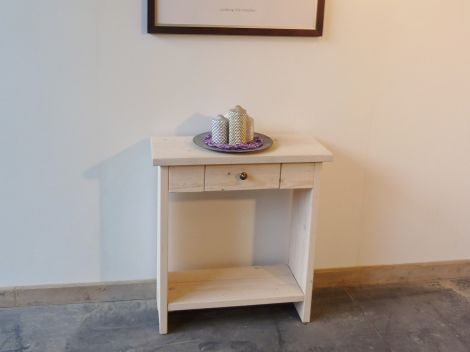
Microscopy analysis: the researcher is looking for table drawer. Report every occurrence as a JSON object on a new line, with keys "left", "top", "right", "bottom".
{"left": 205, "top": 164, "right": 281, "bottom": 191}
{"left": 280, "top": 163, "right": 315, "bottom": 189}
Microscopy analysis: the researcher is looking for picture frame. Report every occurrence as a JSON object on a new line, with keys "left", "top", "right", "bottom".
{"left": 147, "top": 0, "right": 325, "bottom": 37}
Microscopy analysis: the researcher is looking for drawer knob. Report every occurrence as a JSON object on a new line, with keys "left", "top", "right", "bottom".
{"left": 239, "top": 172, "right": 248, "bottom": 181}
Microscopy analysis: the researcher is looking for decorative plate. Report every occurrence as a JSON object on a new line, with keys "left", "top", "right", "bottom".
{"left": 193, "top": 132, "right": 273, "bottom": 154}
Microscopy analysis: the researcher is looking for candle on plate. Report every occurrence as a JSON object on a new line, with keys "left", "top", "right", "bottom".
{"left": 226, "top": 106, "right": 248, "bottom": 145}
{"left": 211, "top": 115, "right": 229, "bottom": 144}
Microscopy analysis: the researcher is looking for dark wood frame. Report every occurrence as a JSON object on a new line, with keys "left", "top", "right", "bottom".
{"left": 148, "top": 0, "right": 325, "bottom": 37}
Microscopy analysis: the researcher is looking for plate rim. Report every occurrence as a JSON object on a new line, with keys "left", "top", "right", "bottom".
{"left": 193, "top": 132, "right": 273, "bottom": 154}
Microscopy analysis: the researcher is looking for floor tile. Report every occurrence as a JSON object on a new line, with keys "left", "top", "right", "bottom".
{"left": 1, "top": 282, "right": 470, "bottom": 352}
{"left": 347, "top": 282, "right": 470, "bottom": 352}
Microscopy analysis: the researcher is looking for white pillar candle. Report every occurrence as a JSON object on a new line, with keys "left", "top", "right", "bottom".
{"left": 226, "top": 106, "right": 248, "bottom": 145}
{"left": 211, "top": 115, "right": 229, "bottom": 144}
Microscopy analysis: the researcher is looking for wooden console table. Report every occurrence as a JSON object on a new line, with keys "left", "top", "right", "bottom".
{"left": 151, "top": 135, "right": 332, "bottom": 334}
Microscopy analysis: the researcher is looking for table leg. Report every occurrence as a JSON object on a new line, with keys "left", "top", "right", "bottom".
{"left": 157, "top": 166, "right": 169, "bottom": 334}
{"left": 288, "top": 163, "right": 322, "bottom": 322}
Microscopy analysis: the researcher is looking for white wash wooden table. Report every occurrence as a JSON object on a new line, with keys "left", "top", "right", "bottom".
{"left": 151, "top": 135, "right": 333, "bottom": 334}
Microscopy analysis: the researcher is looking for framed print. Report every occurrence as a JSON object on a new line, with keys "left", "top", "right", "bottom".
{"left": 148, "top": 0, "right": 325, "bottom": 37}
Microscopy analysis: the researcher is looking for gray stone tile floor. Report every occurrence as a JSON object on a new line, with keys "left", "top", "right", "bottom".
{"left": 1, "top": 279, "right": 470, "bottom": 352}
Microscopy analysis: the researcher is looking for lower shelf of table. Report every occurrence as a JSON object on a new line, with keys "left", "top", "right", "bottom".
{"left": 167, "top": 264, "right": 304, "bottom": 312}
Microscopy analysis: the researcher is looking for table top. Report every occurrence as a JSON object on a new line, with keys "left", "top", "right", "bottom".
{"left": 151, "top": 135, "right": 333, "bottom": 166}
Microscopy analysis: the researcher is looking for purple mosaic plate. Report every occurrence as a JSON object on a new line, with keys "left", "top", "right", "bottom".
{"left": 193, "top": 132, "right": 273, "bottom": 154}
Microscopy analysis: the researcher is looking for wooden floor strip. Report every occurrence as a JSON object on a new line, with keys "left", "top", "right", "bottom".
{"left": 2, "top": 260, "right": 469, "bottom": 308}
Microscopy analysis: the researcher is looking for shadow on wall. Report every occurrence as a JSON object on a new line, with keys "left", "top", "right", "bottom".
{"left": 80, "top": 115, "right": 293, "bottom": 281}
{"left": 175, "top": 113, "right": 214, "bottom": 136}
{"left": 84, "top": 139, "right": 156, "bottom": 281}
{"left": 140, "top": 0, "right": 146, "bottom": 34}
{"left": 168, "top": 190, "right": 292, "bottom": 272}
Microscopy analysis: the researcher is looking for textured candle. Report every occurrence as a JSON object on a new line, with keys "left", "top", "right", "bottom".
{"left": 211, "top": 115, "right": 229, "bottom": 144}
{"left": 226, "top": 106, "right": 248, "bottom": 144}
{"left": 247, "top": 116, "right": 255, "bottom": 142}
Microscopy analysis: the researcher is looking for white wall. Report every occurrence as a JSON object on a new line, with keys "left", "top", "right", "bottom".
{"left": 1, "top": 0, "right": 469, "bottom": 287}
